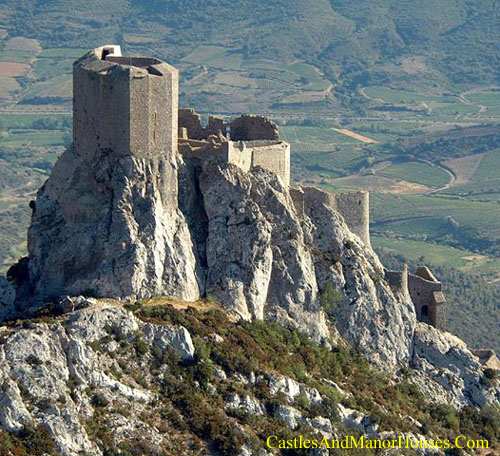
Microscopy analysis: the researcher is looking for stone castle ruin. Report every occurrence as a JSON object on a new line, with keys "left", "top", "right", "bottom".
{"left": 408, "top": 266, "right": 446, "bottom": 329}
{"left": 385, "top": 264, "right": 446, "bottom": 329}
{"left": 178, "top": 110, "right": 290, "bottom": 186}
{"left": 14, "top": 45, "right": 445, "bottom": 332}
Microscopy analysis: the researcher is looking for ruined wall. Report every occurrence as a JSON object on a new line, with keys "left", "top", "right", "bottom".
{"left": 407, "top": 269, "right": 445, "bottom": 329}
{"left": 250, "top": 141, "right": 291, "bottom": 187}
{"left": 178, "top": 109, "right": 226, "bottom": 140}
{"left": 229, "top": 115, "right": 279, "bottom": 141}
{"left": 289, "top": 187, "right": 370, "bottom": 246}
{"left": 385, "top": 265, "right": 408, "bottom": 294}
{"left": 178, "top": 109, "right": 205, "bottom": 140}
{"left": 177, "top": 110, "right": 289, "bottom": 185}
{"left": 290, "top": 186, "right": 335, "bottom": 219}
{"left": 226, "top": 142, "right": 253, "bottom": 172}
{"left": 331, "top": 192, "right": 370, "bottom": 247}
{"left": 181, "top": 139, "right": 290, "bottom": 187}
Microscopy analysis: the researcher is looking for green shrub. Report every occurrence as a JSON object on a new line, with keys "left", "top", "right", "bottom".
{"left": 0, "top": 424, "right": 57, "bottom": 456}
{"left": 319, "top": 283, "right": 345, "bottom": 315}
{"left": 133, "top": 335, "right": 148, "bottom": 356}
{"left": 91, "top": 393, "right": 110, "bottom": 408}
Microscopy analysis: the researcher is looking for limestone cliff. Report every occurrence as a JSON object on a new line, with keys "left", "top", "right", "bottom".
{"left": 186, "top": 158, "right": 415, "bottom": 366}
{"left": 24, "top": 145, "right": 201, "bottom": 304}
{"left": 0, "top": 299, "right": 496, "bottom": 456}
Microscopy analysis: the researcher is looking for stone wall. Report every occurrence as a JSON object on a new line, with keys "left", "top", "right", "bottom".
{"left": 178, "top": 109, "right": 227, "bottom": 140}
{"left": 249, "top": 141, "right": 290, "bottom": 187}
{"left": 178, "top": 109, "right": 205, "bottom": 140}
{"left": 229, "top": 114, "right": 279, "bottom": 141}
{"left": 73, "top": 46, "right": 178, "bottom": 159}
{"left": 289, "top": 187, "right": 370, "bottom": 247}
{"left": 384, "top": 265, "right": 408, "bottom": 294}
{"left": 226, "top": 141, "right": 253, "bottom": 173}
{"left": 331, "top": 192, "right": 370, "bottom": 247}
{"left": 408, "top": 266, "right": 445, "bottom": 329}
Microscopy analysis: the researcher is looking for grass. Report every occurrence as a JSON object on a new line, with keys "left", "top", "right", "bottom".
{"left": 38, "top": 48, "right": 88, "bottom": 58}
{"left": 0, "top": 50, "right": 35, "bottom": 64}
{"left": 464, "top": 91, "right": 500, "bottom": 108}
{"left": 369, "top": 192, "right": 500, "bottom": 259}
{"left": 0, "top": 130, "right": 67, "bottom": 148}
{"left": 364, "top": 86, "right": 456, "bottom": 104}
{"left": 372, "top": 236, "right": 500, "bottom": 274}
{"left": 182, "top": 49, "right": 330, "bottom": 93}
{"left": 442, "top": 149, "right": 500, "bottom": 199}
{"left": 379, "top": 161, "right": 450, "bottom": 187}
{"left": 183, "top": 46, "right": 243, "bottom": 70}
{"left": 470, "top": 149, "right": 500, "bottom": 181}
{"left": 281, "top": 126, "right": 361, "bottom": 146}
{"left": 23, "top": 73, "right": 72, "bottom": 99}
{"left": 363, "top": 86, "right": 489, "bottom": 121}
{"left": 0, "top": 113, "right": 71, "bottom": 129}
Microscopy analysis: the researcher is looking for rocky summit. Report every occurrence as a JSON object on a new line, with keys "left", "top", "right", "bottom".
{"left": 0, "top": 46, "right": 499, "bottom": 455}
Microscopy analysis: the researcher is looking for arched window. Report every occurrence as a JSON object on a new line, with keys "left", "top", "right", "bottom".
{"left": 421, "top": 305, "right": 429, "bottom": 319}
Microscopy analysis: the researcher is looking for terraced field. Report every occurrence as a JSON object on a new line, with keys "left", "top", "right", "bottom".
{"left": 379, "top": 161, "right": 450, "bottom": 187}
{"left": 442, "top": 149, "right": 500, "bottom": 200}
{"left": 373, "top": 236, "right": 500, "bottom": 274}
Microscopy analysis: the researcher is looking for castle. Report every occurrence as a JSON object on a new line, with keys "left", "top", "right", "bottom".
{"left": 25, "top": 45, "right": 445, "bottom": 329}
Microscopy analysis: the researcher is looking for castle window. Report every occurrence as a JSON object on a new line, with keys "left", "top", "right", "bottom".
{"left": 421, "top": 305, "right": 429, "bottom": 318}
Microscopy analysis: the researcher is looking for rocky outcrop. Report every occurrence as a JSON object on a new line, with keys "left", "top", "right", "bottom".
{"left": 20, "top": 146, "right": 417, "bottom": 364}
{"left": 199, "top": 161, "right": 329, "bottom": 342}
{"left": 411, "top": 323, "right": 500, "bottom": 408}
{"left": 296, "top": 185, "right": 416, "bottom": 368}
{"left": 184, "top": 159, "right": 416, "bottom": 363}
{"left": 23, "top": 145, "right": 202, "bottom": 306}
{"left": 0, "top": 302, "right": 194, "bottom": 455}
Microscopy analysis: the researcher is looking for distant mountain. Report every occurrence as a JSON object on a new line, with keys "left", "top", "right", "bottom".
{"left": 3, "top": 0, "right": 500, "bottom": 96}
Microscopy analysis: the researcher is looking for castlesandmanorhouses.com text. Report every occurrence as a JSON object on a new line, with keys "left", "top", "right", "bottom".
{"left": 266, "top": 435, "right": 489, "bottom": 451}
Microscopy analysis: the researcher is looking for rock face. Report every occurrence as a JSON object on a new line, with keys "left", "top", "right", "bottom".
{"left": 0, "top": 275, "right": 15, "bottom": 320}
{"left": 20, "top": 141, "right": 419, "bottom": 365}
{"left": 185, "top": 159, "right": 416, "bottom": 359}
{"left": 199, "top": 162, "right": 328, "bottom": 341}
{"left": 295, "top": 185, "right": 416, "bottom": 367}
{"left": 25, "top": 145, "right": 201, "bottom": 304}
{"left": 0, "top": 303, "right": 194, "bottom": 455}
{"left": 411, "top": 323, "right": 500, "bottom": 408}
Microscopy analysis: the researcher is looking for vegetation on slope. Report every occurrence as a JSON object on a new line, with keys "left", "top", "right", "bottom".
{"left": 5, "top": 302, "right": 496, "bottom": 455}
